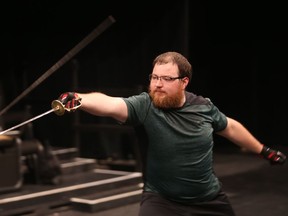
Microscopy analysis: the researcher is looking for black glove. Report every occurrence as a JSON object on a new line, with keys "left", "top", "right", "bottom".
{"left": 58, "top": 92, "right": 82, "bottom": 112}
{"left": 260, "top": 145, "right": 286, "bottom": 165}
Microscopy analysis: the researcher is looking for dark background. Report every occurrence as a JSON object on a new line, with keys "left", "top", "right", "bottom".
{"left": 1, "top": 1, "right": 287, "bottom": 158}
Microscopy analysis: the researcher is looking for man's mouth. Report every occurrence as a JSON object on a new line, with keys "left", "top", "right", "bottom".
{"left": 154, "top": 90, "right": 165, "bottom": 94}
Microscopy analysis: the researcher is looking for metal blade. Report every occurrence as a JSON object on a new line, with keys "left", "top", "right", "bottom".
{"left": 0, "top": 100, "right": 65, "bottom": 135}
{"left": 0, "top": 108, "right": 54, "bottom": 135}
{"left": 0, "top": 104, "right": 61, "bottom": 135}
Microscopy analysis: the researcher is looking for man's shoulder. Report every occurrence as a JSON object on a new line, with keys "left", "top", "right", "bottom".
{"left": 185, "top": 91, "right": 211, "bottom": 105}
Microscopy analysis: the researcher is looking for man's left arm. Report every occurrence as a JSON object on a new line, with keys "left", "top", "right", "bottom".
{"left": 217, "top": 117, "right": 286, "bottom": 165}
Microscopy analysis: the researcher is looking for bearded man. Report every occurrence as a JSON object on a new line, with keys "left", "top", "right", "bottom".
{"left": 57, "top": 51, "right": 286, "bottom": 216}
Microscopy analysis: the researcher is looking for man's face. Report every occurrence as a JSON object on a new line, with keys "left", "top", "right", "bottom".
{"left": 149, "top": 62, "right": 188, "bottom": 109}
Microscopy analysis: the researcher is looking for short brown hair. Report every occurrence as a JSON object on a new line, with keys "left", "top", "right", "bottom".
{"left": 153, "top": 51, "right": 192, "bottom": 80}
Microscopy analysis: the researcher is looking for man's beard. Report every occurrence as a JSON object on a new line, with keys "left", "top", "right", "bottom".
{"left": 149, "top": 87, "right": 183, "bottom": 109}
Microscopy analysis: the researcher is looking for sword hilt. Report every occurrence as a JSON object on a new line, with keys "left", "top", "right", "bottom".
{"left": 51, "top": 100, "right": 66, "bottom": 116}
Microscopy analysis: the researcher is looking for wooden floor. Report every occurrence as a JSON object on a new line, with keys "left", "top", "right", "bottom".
{"left": 0, "top": 144, "right": 287, "bottom": 216}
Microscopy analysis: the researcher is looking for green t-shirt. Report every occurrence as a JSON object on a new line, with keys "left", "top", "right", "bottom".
{"left": 123, "top": 91, "right": 227, "bottom": 203}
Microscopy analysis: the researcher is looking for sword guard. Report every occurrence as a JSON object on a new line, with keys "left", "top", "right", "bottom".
{"left": 51, "top": 100, "right": 65, "bottom": 116}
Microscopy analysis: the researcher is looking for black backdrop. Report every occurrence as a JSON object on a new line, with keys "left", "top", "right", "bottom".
{"left": 1, "top": 1, "right": 287, "bottom": 157}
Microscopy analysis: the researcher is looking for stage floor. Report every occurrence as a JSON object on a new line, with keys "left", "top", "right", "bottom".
{"left": 0, "top": 144, "right": 287, "bottom": 216}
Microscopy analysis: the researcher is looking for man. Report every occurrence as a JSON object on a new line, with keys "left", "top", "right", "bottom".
{"left": 57, "top": 51, "right": 286, "bottom": 216}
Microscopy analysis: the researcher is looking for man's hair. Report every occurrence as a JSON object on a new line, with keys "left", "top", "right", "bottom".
{"left": 152, "top": 51, "right": 192, "bottom": 80}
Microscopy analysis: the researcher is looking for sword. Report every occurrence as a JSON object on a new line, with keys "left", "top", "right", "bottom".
{"left": 0, "top": 100, "right": 65, "bottom": 135}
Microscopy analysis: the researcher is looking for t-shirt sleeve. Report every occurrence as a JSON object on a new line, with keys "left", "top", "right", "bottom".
{"left": 122, "top": 92, "right": 151, "bottom": 125}
{"left": 206, "top": 98, "right": 227, "bottom": 132}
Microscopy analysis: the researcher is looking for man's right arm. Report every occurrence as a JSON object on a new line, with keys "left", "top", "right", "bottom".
{"left": 59, "top": 92, "right": 128, "bottom": 123}
{"left": 78, "top": 92, "right": 128, "bottom": 123}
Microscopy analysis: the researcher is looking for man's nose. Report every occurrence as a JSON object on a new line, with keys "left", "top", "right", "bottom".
{"left": 155, "top": 78, "right": 163, "bottom": 86}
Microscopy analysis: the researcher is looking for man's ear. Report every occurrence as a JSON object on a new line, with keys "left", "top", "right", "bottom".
{"left": 182, "top": 77, "right": 189, "bottom": 89}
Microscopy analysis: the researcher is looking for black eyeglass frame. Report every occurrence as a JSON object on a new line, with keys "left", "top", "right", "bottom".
{"left": 149, "top": 74, "right": 185, "bottom": 82}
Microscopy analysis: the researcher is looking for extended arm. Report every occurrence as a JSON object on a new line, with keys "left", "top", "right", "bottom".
{"left": 217, "top": 117, "right": 286, "bottom": 164}
{"left": 216, "top": 117, "right": 263, "bottom": 154}
{"left": 58, "top": 92, "right": 128, "bottom": 123}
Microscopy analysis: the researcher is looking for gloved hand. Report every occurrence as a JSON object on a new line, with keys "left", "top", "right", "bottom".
{"left": 260, "top": 145, "right": 286, "bottom": 165}
{"left": 58, "top": 92, "right": 82, "bottom": 112}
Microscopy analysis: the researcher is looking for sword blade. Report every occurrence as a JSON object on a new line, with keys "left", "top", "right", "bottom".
{"left": 0, "top": 108, "right": 56, "bottom": 135}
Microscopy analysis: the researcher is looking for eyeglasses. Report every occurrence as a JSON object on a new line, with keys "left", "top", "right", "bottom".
{"left": 149, "top": 74, "right": 184, "bottom": 83}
